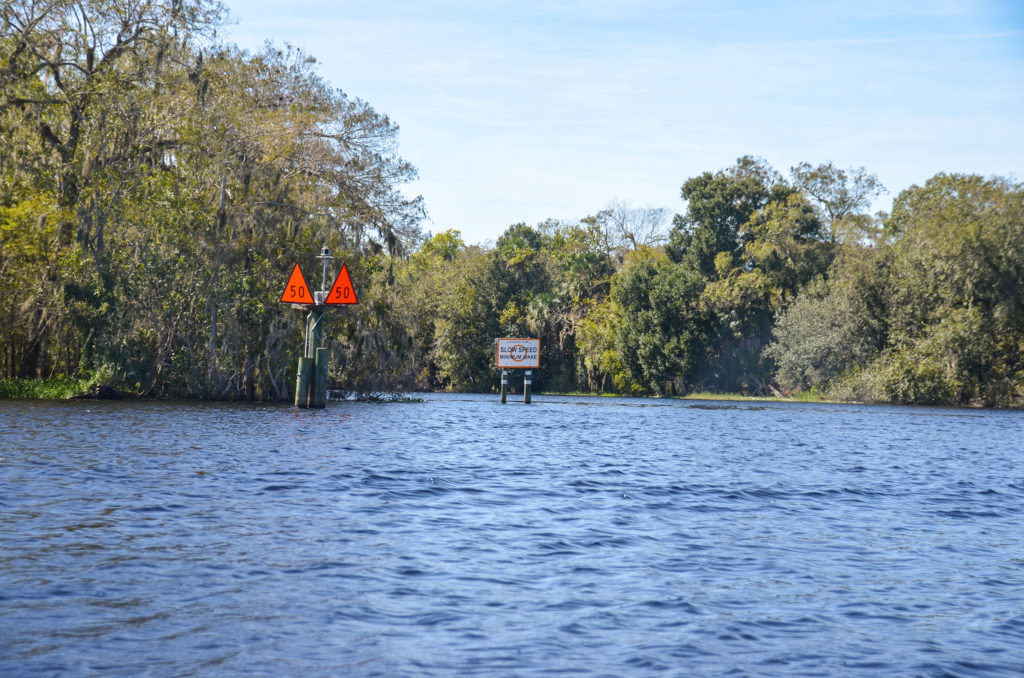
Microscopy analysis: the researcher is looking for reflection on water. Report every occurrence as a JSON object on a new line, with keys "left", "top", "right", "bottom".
{"left": 2, "top": 394, "right": 1023, "bottom": 676}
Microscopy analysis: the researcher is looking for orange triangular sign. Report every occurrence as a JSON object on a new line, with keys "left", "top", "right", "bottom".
{"left": 325, "top": 264, "right": 359, "bottom": 305}
{"left": 280, "top": 263, "right": 315, "bottom": 304}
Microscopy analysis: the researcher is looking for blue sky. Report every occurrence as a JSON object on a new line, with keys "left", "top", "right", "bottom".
{"left": 219, "top": 1, "right": 1024, "bottom": 245}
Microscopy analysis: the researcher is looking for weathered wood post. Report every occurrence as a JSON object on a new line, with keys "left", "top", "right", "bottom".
{"left": 306, "top": 308, "right": 326, "bottom": 408}
{"left": 312, "top": 346, "right": 329, "bottom": 408}
{"left": 500, "top": 369, "right": 508, "bottom": 404}
{"left": 295, "top": 356, "right": 312, "bottom": 407}
{"left": 524, "top": 369, "right": 532, "bottom": 404}
{"left": 294, "top": 309, "right": 324, "bottom": 407}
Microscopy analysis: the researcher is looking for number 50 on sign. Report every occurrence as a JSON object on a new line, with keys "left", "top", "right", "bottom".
{"left": 495, "top": 338, "right": 540, "bottom": 368}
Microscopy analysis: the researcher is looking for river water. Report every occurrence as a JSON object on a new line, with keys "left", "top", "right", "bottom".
{"left": 1, "top": 394, "right": 1023, "bottom": 676}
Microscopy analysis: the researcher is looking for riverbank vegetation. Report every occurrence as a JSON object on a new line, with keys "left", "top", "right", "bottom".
{"left": 3, "top": 1, "right": 1022, "bottom": 407}
{"left": 0, "top": 377, "right": 90, "bottom": 400}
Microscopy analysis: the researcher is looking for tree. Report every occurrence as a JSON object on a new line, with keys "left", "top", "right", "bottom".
{"left": 737, "top": 193, "right": 833, "bottom": 305}
{"left": 529, "top": 220, "right": 616, "bottom": 391}
{"left": 873, "top": 174, "right": 1024, "bottom": 405}
{"left": 427, "top": 246, "right": 501, "bottom": 391}
{"left": 0, "top": 3, "right": 427, "bottom": 398}
{"left": 664, "top": 157, "right": 821, "bottom": 394}
{"left": 575, "top": 296, "right": 635, "bottom": 393}
{"left": 768, "top": 173, "right": 1023, "bottom": 407}
{"left": 1, "top": 0, "right": 225, "bottom": 381}
{"left": 1, "top": 0, "right": 225, "bottom": 255}
{"left": 587, "top": 199, "right": 670, "bottom": 263}
{"left": 790, "top": 161, "right": 884, "bottom": 243}
{"left": 416, "top": 229, "right": 465, "bottom": 262}
{"left": 612, "top": 250, "right": 707, "bottom": 394}
{"left": 666, "top": 155, "right": 788, "bottom": 279}
{"left": 764, "top": 263, "right": 884, "bottom": 394}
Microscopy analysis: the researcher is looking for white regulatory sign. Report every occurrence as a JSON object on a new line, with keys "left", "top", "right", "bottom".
{"left": 495, "top": 338, "right": 541, "bottom": 368}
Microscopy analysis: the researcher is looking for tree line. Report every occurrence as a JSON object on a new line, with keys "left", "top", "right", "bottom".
{"left": 3, "top": 1, "right": 1022, "bottom": 407}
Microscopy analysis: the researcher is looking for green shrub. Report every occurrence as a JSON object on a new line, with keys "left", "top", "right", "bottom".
{"left": 0, "top": 377, "right": 91, "bottom": 400}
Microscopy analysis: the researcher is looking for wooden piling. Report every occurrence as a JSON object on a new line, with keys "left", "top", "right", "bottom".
{"left": 296, "top": 309, "right": 328, "bottom": 408}
{"left": 311, "top": 346, "right": 328, "bottom": 408}
{"left": 295, "top": 357, "right": 312, "bottom": 407}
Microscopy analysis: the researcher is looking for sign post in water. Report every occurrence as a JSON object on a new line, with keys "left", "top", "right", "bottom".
{"left": 279, "top": 247, "right": 359, "bottom": 408}
{"left": 495, "top": 338, "right": 540, "bottom": 404}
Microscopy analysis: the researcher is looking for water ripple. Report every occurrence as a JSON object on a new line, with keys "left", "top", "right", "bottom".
{"left": 1, "top": 396, "right": 1023, "bottom": 676}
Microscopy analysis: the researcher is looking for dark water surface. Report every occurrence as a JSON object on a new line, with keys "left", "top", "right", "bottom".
{"left": 2, "top": 395, "right": 1023, "bottom": 676}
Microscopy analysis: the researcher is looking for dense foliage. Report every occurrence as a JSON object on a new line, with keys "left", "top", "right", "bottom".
{"left": 1, "top": 0, "right": 422, "bottom": 399}
{"left": 768, "top": 174, "right": 1024, "bottom": 407}
{"left": 3, "top": 1, "right": 1021, "bottom": 407}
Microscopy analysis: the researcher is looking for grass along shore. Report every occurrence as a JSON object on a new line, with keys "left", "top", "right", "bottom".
{"left": 1, "top": 377, "right": 827, "bottom": 403}
{"left": 0, "top": 377, "right": 93, "bottom": 400}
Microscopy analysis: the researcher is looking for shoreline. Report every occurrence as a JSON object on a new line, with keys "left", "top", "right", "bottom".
{"left": 3, "top": 377, "right": 1019, "bottom": 410}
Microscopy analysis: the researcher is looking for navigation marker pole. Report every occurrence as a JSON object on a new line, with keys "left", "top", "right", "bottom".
{"left": 308, "top": 247, "right": 332, "bottom": 408}
{"left": 501, "top": 370, "right": 508, "bottom": 404}
{"left": 524, "top": 370, "right": 532, "bottom": 404}
{"left": 279, "top": 246, "right": 359, "bottom": 409}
